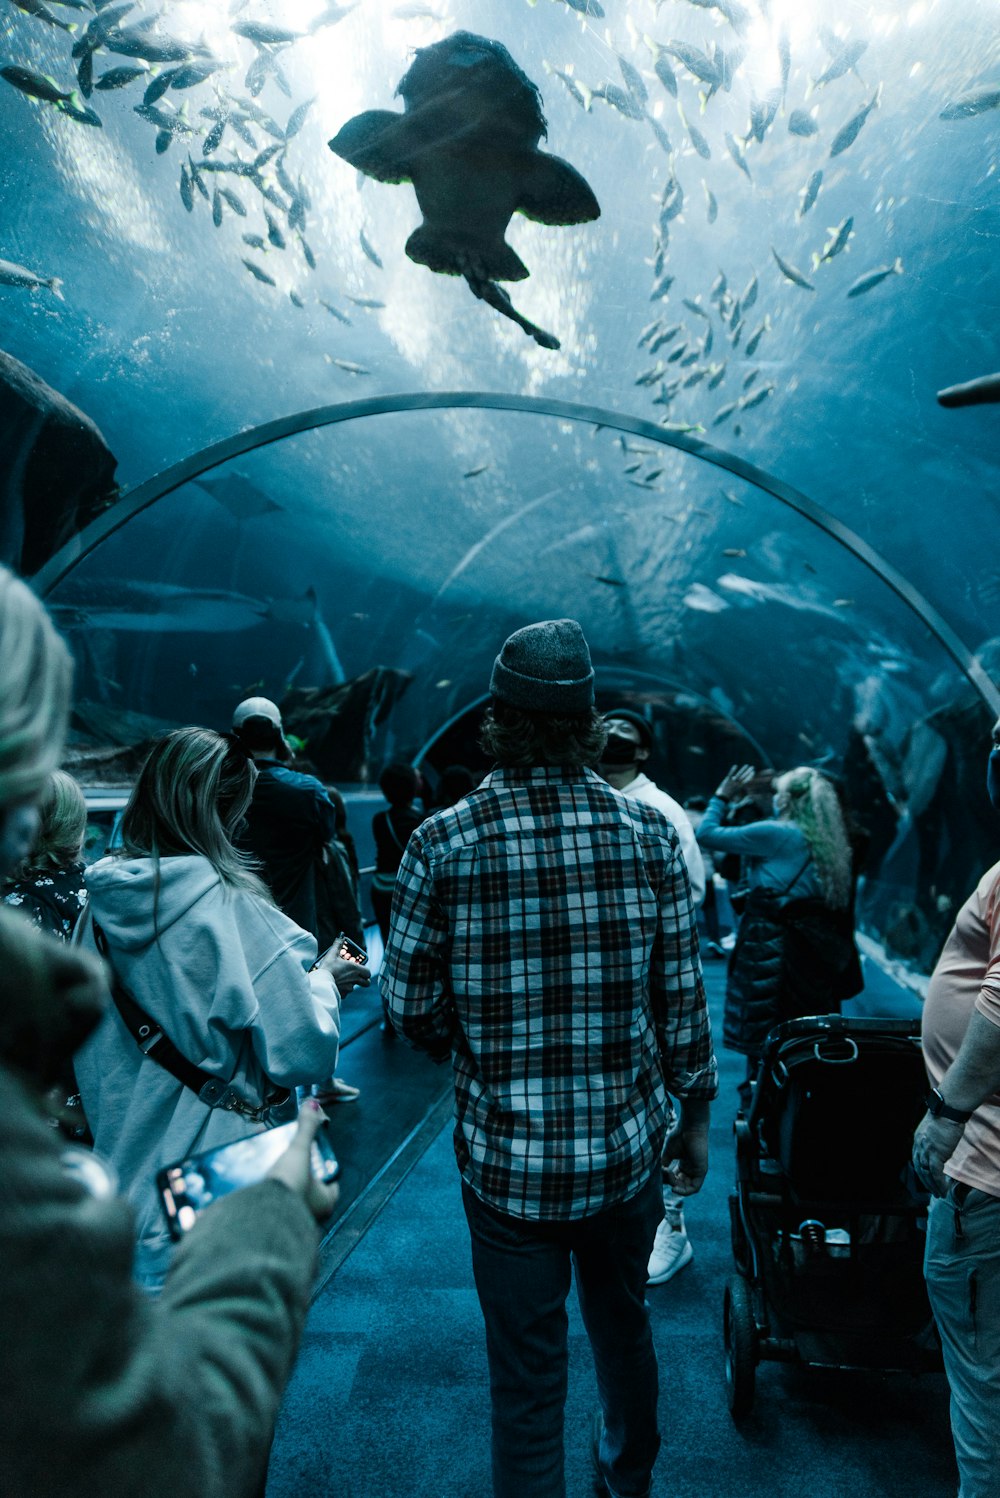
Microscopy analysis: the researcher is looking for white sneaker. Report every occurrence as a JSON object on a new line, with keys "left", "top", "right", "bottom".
{"left": 647, "top": 1203, "right": 693, "bottom": 1285}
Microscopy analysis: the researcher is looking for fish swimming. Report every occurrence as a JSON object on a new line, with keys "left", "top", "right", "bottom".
{"left": 740, "top": 384, "right": 774, "bottom": 410}
{"left": 597, "top": 83, "right": 645, "bottom": 120}
{"left": 360, "top": 229, "right": 383, "bottom": 268}
{"left": 741, "top": 273, "right": 758, "bottom": 312}
{"left": 11, "top": 0, "right": 73, "bottom": 28}
{"left": 650, "top": 273, "right": 675, "bottom": 302}
{"left": 319, "top": 298, "right": 351, "bottom": 323}
{"left": 1, "top": 65, "right": 72, "bottom": 104}
{"left": 50, "top": 580, "right": 272, "bottom": 635}
{"left": 683, "top": 298, "right": 710, "bottom": 321}
{"left": 746, "top": 94, "right": 779, "bottom": 145}
{"left": 0, "top": 255, "right": 63, "bottom": 297}
{"left": 772, "top": 247, "right": 814, "bottom": 290}
{"left": 799, "top": 169, "right": 823, "bottom": 218}
{"left": 102, "top": 28, "right": 196, "bottom": 62}
{"left": 744, "top": 319, "right": 769, "bottom": 357}
{"left": 242, "top": 258, "right": 276, "bottom": 285}
{"left": 829, "top": 90, "right": 879, "bottom": 158}
{"left": 712, "top": 401, "right": 738, "bottom": 425}
{"left": 681, "top": 110, "right": 711, "bottom": 159}
{"left": 285, "top": 97, "right": 315, "bottom": 139}
{"left": 788, "top": 109, "right": 818, "bottom": 137}
{"left": 814, "top": 37, "right": 868, "bottom": 88}
{"left": 328, "top": 32, "right": 599, "bottom": 350}
{"left": 666, "top": 40, "right": 721, "bottom": 90}
{"left": 330, "top": 358, "right": 371, "bottom": 375}
{"left": 346, "top": 295, "right": 385, "bottom": 308}
{"left": 179, "top": 161, "right": 194, "bottom": 211}
{"left": 815, "top": 215, "right": 853, "bottom": 264}
{"left": 724, "top": 131, "right": 752, "bottom": 181}
{"left": 95, "top": 64, "right": 149, "bottom": 90}
{"left": 617, "top": 55, "right": 647, "bottom": 107}
{"left": 940, "top": 89, "right": 1000, "bottom": 121}
{"left": 846, "top": 258, "right": 902, "bottom": 297}
{"left": 653, "top": 53, "right": 678, "bottom": 98}
{"left": 265, "top": 211, "right": 286, "bottom": 248}
{"left": 232, "top": 20, "right": 302, "bottom": 45}
{"left": 649, "top": 324, "right": 681, "bottom": 352}
{"left": 937, "top": 372, "right": 1000, "bottom": 408}
{"left": 242, "top": 232, "right": 267, "bottom": 251}
{"left": 704, "top": 183, "right": 718, "bottom": 224}
{"left": 707, "top": 362, "right": 727, "bottom": 389}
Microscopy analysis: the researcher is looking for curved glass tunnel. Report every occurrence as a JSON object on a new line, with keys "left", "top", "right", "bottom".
{"left": 2, "top": 0, "right": 999, "bottom": 975}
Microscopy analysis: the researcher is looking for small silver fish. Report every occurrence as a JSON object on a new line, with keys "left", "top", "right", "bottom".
{"left": 940, "top": 88, "right": 1000, "bottom": 121}
{"left": 846, "top": 258, "right": 902, "bottom": 297}
{"left": 724, "top": 131, "right": 752, "bottom": 181}
{"left": 829, "top": 90, "right": 880, "bottom": 159}
{"left": 704, "top": 183, "right": 718, "bottom": 224}
{"left": 798, "top": 169, "right": 823, "bottom": 219}
{"left": 0, "top": 255, "right": 63, "bottom": 297}
{"left": 740, "top": 383, "right": 774, "bottom": 409}
{"left": 360, "top": 229, "right": 383, "bottom": 268}
{"left": 330, "top": 358, "right": 371, "bottom": 375}
{"left": 788, "top": 108, "right": 818, "bottom": 137}
{"left": 815, "top": 215, "right": 853, "bottom": 265}
{"left": 242, "top": 257, "right": 276, "bottom": 286}
{"left": 772, "top": 246, "right": 814, "bottom": 290}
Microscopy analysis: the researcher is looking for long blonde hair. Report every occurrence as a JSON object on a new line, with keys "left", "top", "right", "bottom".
{"left": 121, "top": 727, "right": 271, "bottom": 900}
{"left": 0, "top": 567, "right": 73, "bottom": 812}
{"left": 773, "top": 767, "right": 853, "bottom": 910}
{"left": 8, "top": 769, "right": 87, "bottom": 881}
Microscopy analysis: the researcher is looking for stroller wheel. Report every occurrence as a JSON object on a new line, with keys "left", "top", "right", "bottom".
{"left": 723, "top": 1276, "right": 758, "bottom": 1419}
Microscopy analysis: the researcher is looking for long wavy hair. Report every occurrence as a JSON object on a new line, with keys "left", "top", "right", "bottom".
{"left": 773, "top": 766, "right": 853, "bottom": 909}
{"left": 120, "top": 728, "right": 271, "bottom": 900}
{"left": 479, "top": 699, "right": 608, "bottom": 769}
{"left": 8, "top": 769, "right": 87, "bottom": 882}
{"left": 0, "top": 567, "right": 73, "bottom": 813}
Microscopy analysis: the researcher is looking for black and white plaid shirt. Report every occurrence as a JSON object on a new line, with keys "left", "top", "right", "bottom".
{"left": 382, "top": 765, "right": 717, "bottom": 1220}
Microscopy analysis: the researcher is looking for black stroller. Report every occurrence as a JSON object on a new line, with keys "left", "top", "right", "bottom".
{"left": 724, "top": 1015, "right": 943, "bottom": 1416}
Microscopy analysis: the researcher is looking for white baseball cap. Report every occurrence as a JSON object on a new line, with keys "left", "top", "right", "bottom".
{"left": 232, "top": 696, "right": 283, "bottom": 730}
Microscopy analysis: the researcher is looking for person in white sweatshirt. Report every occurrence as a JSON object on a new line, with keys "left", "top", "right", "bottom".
{"left": 75, "top": 726, "right": 369, "bottom": 1288}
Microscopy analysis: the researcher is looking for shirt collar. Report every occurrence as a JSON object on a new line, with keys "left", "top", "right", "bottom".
{"left": 482, "top": 765, "right": 603, "bottom": 787}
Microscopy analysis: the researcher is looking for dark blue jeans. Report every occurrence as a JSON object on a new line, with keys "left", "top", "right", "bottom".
{"left": 462, "top": 1174, "right": 663, "bottom": 1498}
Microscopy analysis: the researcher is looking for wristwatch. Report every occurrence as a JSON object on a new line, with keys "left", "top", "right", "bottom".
{"left": 925, "top": 1086, "right": 973, "bottom": 1125}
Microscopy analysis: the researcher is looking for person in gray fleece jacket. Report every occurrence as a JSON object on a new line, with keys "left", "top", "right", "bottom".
{"left": 0, "top": 564, "right": 344, "bottom": 1498}
{"left": 75, "top": 725, "right": 368, "bottom": 1287}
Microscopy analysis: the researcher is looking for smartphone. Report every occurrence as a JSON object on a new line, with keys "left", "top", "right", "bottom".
{"left": 157, "top": 1119, "right": 340, "bottom": 1240}
{"left": 314, "top": 933, "right": 368, "bottom": 969}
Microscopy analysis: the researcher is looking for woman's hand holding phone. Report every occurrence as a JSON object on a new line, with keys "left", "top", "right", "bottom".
{"left": 267, "top": 1100, "right": 340, "bottom": 1223}
{"left": 315, "top": 938, "right": 371, "bottom": 994}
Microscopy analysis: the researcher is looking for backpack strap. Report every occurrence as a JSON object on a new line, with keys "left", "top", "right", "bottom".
{"left": 91, "top": 920, "right": 288, "bottom": 1120}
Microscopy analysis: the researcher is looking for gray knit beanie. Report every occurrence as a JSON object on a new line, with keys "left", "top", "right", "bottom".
{"left": 490, "top": 619, "right": 595, "bottom": 713}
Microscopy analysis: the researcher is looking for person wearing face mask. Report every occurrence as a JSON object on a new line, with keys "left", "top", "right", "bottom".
{"left": 911, "top": 718, "right": 1000, "bottom": 1498}
{"left": 696, "top": 763, "right": 861, "bottom": 1103}
{"left": 599, "top": 710, "right": 706, "bottom": 1288}
{"left": 599, "top": 711, "right": 705, "bottom": 906}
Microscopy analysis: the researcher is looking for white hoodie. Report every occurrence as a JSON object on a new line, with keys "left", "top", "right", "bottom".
{"left": 75, "top": 854, "right": 341, "bottom": 1282}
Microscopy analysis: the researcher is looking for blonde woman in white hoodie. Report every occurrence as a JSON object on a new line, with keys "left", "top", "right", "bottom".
{"left": 75, "top": 726, "right": 370, "bottom": 1288}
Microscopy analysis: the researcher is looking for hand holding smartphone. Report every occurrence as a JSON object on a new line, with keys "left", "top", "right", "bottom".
{"left": 157, "top": 1109, "right": 340, "bottom": 1239}
{"left": 314, "top": 933, "right": 371, "bottom": 993}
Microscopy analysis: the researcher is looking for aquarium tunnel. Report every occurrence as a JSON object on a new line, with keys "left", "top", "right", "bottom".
{"left": 3, "top": 0, "right": 1000, "bottom": 974}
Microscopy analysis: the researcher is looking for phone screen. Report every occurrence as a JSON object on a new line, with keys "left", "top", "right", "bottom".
{"left": 314, "top": 933, "right": 368, "bottom": 969}
{"left": 157, "top": 1120, "right": 340, "bottom": 1239}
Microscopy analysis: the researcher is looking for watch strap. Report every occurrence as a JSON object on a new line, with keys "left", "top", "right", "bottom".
{"left": 925, "top": 1087, "right": 973, "bottom": 1125}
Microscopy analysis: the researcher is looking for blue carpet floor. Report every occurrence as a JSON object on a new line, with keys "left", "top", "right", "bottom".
{"left": 268, "top": 962, "right": 956, "bottom": 1498}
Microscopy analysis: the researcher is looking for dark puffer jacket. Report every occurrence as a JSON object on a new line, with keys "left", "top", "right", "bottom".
{"left": 724, "top": 891, "right": 862, "bottom": 1056}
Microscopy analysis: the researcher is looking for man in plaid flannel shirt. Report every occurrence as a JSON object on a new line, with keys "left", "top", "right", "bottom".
{"left": 382, "top": 619, "right": 717, "bottom": 1498}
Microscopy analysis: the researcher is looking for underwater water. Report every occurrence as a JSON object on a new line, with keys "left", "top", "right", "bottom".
{"left": 1, "top": 0, "right": 999, "bottom": 964}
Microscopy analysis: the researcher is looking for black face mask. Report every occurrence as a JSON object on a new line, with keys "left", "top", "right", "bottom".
{"left": 601, "top": 736, "right": 639, "bottom": 767}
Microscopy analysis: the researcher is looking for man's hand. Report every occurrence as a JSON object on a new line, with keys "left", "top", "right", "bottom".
{"left": 267, "top": 1099, "right": 340, "bottom": 1223}
{"left": 663, "top": 1125, "right": 709, "bottom": 1197}
{"left": 912, "top": 1112, "right": 965, "bottom": 1196}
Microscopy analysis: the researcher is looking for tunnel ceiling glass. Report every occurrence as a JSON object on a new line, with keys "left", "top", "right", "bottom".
{"left": 2, "top": 0, "right": 1000, "bottom": 960}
